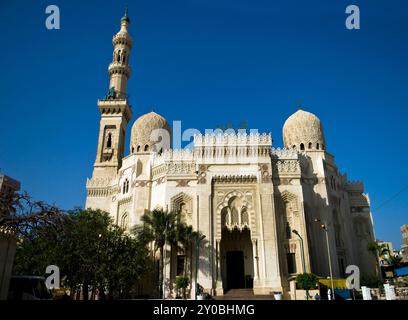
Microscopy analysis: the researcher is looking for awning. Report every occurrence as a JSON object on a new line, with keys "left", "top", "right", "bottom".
{"left": 318, "top": 279, "right": 348, "bottom": 289}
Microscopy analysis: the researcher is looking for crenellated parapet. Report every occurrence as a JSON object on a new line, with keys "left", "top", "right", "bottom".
{"left": 271, "top": 147, "right": 299, "bottom": 160}
{"left": 193, "top": 132, "right": 272, "bottom": 162}
{"left": 194, "top": 132, "right": 272, "bottom": 146}
{"left": 345, "top": 181, "right": 364, "bottom": 193}
{"left": 152, "top": 149, "right": 196, "bottom": 179}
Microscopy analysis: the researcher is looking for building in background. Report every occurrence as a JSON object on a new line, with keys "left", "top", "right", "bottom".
{"left": 0, "top": 174, "right": 21, "bottom": 300}
{"left": 85, "top": 12, "right": 378, "bottom": 298}
{"left": 401, "top": 225, "right": 408, "bottom": 263}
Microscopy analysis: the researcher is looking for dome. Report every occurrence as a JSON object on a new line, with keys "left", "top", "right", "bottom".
{"left": 130, "top": 111, "right": 171, "bottom": 153}
{"left": 283, "top": 109, "right": 325, "bottom": 151}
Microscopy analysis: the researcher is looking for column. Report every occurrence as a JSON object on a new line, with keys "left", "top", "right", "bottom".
{"left": 252, "top": 239, "right": 259, "bottom": 280}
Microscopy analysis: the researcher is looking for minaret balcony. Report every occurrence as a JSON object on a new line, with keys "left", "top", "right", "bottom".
{"left": 108, "top": 63, "right": 131, "bottom": 77}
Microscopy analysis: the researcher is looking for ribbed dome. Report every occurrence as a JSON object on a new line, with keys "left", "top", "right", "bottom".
{"left": 130, "top": 111, "right": 171, "bottom": 153}
{"left": 283, "top": 109, "right": 325, "bottom": 151}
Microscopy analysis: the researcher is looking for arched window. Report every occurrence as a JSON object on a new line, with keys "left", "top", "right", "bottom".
{"left": 292, "top": 145, "right": 296, "bottom": 149}
{"left": 137, "top": 145, "right": 141, "bottom": 152}
{"left": 131, "top": 146, "right": 134, "bottom": 153}
{"left": 106, "top": 133, "right": 112, "bottom": 148}
{"left": 123, "top": 179, "right": 129, "bottom": 193}
{"left": 308, "top": 142, "right": 312, "bottom": 149}
{"left": 117, "top": 50, "right": 121, "bottom": 62}
{"left": 316, "top": 143, "right": 320, "bottom": 150}
{"left": 300, "top": 143, "right": 305, "bottom": 151}
{"left": 144, "top": 145, "right": 149, "bottom": 151}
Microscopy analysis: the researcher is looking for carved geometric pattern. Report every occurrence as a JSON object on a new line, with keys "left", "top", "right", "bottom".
{"left": 215, "top": 190, "right": 256, "bottom": 238}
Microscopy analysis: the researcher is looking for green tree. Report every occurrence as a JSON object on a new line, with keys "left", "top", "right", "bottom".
{"left": 386, "top": 255, "right": 403, "bottom": 268}
{"left": 13, "top": 208, "right": 151, "bottom": 299}
{"left": 175, "top": 276, "right": 189, "bottom": 299}
{"left": 367, "top": 241, "right": 389, "bottom": 277}
{"left": 295, "top": 273, "right": 318, "bottom": 299}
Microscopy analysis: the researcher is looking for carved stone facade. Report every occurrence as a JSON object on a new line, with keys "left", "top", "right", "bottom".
{"left": 85, "top": 14, "right": 377, "bottom": 299}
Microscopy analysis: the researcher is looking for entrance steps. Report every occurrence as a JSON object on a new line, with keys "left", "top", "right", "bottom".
{"left": 215, "top": 289, "right": 275, "bottom": 300}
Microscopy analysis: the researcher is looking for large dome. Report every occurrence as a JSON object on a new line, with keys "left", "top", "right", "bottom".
{"left": 130, "top": 111, "right": 171, "bottom": 153}
{"left": 283, "top": 109, "right": 325, "bottom": 151}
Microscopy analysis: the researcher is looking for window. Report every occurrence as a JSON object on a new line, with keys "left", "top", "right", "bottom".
{"left": 316, "top": 143, "right": 320, "bottom": 150}
{"left": 137, "top": 145, "right": 141, "bottom": 152}
{"left": 177, "top": 255, "right": 185, "bottom": 276}
{"left": 131, "top": 146, "right": 134, "bottom": 153}
{"left": 286, "top": 222, "right": 292, "bottom": 239}
{"left": 144, "top": 145, "right": 149, "bottom": 151}
{"left": 300, "top": 143, "right": 305, "bottom": 150}
{"left": 106, "top": 133, "right": 112, "bottom": 148}
{"left": 287, "top": 253, "right": 297, "bottom": 274}
{"left": 308, "top": 142, "right": 312, "bottom": 149}
{"left": 123, "top": 179, "right": 129, "bottom": 193}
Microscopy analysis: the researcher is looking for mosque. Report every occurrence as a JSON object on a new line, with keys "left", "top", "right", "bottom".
{"left": 85, "top": 11, "right": 377, "bottom": 298}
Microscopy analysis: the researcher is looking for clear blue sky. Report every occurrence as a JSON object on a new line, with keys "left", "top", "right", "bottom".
{"left": 0, "top": 0, "right": 407, "bottom": 248}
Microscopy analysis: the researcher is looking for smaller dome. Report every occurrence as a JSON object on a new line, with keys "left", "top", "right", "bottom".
{"left": 283, "top": 109, "right": 325, "bottom": 151}
{"left": 130, "top": 111, "right": 171, "bottom": 153}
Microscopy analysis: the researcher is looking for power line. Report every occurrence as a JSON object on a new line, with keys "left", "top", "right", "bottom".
{"left": 372, "top": 185, "right": 408, "bottom": 212}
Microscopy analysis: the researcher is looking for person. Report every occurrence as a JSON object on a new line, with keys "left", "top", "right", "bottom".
{"left": 327, "top": 288, "right": 332, "bottom": 300}
{"left": 314, "top": 292, "right": 321, "bottom": 300}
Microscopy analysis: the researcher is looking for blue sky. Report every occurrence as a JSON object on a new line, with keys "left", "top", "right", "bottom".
{"left": 0, "top": 0, "right": 407, "bottom": 248}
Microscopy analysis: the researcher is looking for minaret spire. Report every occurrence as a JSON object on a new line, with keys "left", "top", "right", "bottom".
{"left": 105, "top": 9, "right": 133, "bottom": 100}
{"left": 121, "top": 6, "right": 130, "bottom": 23}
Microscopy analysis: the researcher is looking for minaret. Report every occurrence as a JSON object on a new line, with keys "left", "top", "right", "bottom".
{"left": 92, "top": 9, "right": 133, "bottom": 178}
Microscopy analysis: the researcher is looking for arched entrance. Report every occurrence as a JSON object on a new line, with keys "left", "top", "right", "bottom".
{"left": 220, "top": 228, "right": 254, "bottom": 292}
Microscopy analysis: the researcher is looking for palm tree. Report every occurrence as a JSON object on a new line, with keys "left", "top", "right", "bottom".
{"left": 367, "top": 242, "right": 389, "bottom": 277}
{"left": 176, "top": 223, "right": 204, "bottom": 299}
{"left": 133, "top": 208, "right": 179, "bottom": 299}
{"left": 387, "top": 255, "right": 403, "bottom": 268}
{"left": 177, "top": 225, "right": 202, "bottom": 270}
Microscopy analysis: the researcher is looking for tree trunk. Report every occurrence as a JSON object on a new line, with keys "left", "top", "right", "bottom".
{"left": 159, "top": 246, "right": 164, "bottom": 299}
{"left": 82, "top": 282, "right": 89, "bottom": 301}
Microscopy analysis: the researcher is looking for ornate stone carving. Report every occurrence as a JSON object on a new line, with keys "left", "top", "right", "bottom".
{"left": 213, "top": 175, "right": 257, "bottom": 184}
{"left": 176, "top": 179, "right": 191, "bottom": 187}
{"left": 282, "top": 109, "right": 326, "bottom": 150}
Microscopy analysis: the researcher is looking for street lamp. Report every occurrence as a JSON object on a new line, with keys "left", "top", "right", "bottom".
{"left": 163, "top": 221, "right": 169, "bottom": 300}
{"left": 195, "top": 234, "right": 206, "bottom": 300}
{"left": 314, "top": 218, "right": 335, "bottom": 300}
{"left": 292, "top": 229, "right": 308, "bottom": 299}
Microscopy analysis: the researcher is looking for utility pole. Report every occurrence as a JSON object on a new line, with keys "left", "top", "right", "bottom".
{"left": 315, "top": 219, "right": 335, "bottom": 300}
